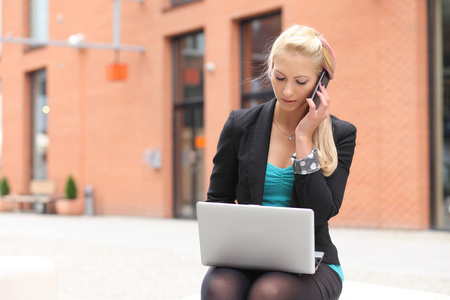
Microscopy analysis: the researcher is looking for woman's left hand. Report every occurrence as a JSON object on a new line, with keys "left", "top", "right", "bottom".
{"left": 295, "top": 83, "right": 330, "bottom": 139}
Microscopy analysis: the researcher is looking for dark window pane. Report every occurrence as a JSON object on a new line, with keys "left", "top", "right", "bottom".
{"left": 443, "top": 0, "right": 450, "bottom": 69}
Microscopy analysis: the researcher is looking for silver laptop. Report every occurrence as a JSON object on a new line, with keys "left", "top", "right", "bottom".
{"left": 196, "top": 201, "right": 324, "bottom": 274}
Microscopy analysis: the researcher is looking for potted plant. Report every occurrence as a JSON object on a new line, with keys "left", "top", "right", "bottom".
{"left": 0, "top": 177, "right": 12, "bottom": 211}
{"left": 55, "top": 175, "right": 84, "bottom": 215}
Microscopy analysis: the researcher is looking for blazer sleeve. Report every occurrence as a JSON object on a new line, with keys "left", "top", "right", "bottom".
{"left": 206, "top": 111, "right": 238, "bottom": 203}
{"left": 291, "top": 121, "right": 357, "bottom": 225}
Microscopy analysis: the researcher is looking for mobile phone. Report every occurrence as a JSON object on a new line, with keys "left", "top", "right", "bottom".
{"left": 311, "top": 70, "right": 330, "bottom": 109}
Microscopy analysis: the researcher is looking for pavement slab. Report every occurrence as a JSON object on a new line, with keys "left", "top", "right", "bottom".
{"left": 0, "top": 213, "right": 449, "bottom": 300}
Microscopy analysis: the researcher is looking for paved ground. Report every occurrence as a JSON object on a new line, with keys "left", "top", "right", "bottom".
{"left": 0, "top": 212, "right": 449, "bottom": 300}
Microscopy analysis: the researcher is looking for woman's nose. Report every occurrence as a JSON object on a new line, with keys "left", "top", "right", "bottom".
{"left": 283, "top": 83, "right": 294, "bottom": 97}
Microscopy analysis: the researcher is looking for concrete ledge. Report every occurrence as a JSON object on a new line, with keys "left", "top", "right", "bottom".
{"left": 181, "top": 294, "right": 200, "bottom": 300}
{"left": 182, "top": 281, "right": 450, "bottom": 300}
{"left": 0, "top": 256, "right": 58, "bottom": 300}
{"left": 341, "top": 281, "right": 450, "bottom": 300}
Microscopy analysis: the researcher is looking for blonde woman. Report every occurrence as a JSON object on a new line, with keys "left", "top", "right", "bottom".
{"left": 202, "top": 24, "right": 357, "bottom": 300}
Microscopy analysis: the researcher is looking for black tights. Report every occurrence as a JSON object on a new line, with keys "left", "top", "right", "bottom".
{"left": 201, "top": 264, "right": 342, "bottom": 300}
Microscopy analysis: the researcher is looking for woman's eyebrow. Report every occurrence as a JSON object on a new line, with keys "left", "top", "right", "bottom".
{"left": 274, "top": 70, "right": 310, "bottom": 79}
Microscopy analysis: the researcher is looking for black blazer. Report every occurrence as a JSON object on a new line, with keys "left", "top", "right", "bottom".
{"left": 207, "top": 99, "right": 357, "bottom": 265}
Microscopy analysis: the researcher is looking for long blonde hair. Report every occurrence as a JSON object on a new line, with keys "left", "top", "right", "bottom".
{"left": 268, "top": 25, "right": 338, "bottom": 176}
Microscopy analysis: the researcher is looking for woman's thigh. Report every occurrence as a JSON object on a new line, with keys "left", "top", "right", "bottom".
{"left": 247, "top": 265, "right": 342, "bottom": 300}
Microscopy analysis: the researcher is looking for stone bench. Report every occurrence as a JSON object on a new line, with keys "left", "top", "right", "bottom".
{"left": 0, "top": 256, "right": 58, "bottom": 300}
{"left": 182, "top": 281, "right": 450, "bottom": 300}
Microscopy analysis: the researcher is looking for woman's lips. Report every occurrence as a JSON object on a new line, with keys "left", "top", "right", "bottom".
{"left": 282, "top": 98, "right": 296, "bottom": 105}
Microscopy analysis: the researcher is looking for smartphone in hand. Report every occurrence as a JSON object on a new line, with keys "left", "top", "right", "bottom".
{"left": 310, "top": 70, "right": 330, "bottom": 109}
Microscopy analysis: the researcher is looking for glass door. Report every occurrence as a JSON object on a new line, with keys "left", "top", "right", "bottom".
{"left": 173, "top": 32, "right": 205, "bottom": 218}
{"left": 441, "top": 0, "right": 450, "bottom": 229}
{"left": 431, "top": 0, "right": 450, "bottom": 229}
{"left": 30, "top": 69, "right": 48, "bottom": 180}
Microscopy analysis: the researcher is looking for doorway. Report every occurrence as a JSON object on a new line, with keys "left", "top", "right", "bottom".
{"left": 173, "top": 32, "right": 205, "bottom": 218}
{"left": 431, "top": 0, "right": 450, "bottom": 229}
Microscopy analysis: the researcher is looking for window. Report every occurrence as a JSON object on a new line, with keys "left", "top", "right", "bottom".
{"left": 241, "top": 13, "right": 281, "bottom": 108}
{"left": 30, "top": 70, "right": 48, "bottom": 180}
{"left": 29, "top": 0, "right": 48, "bottom": 41}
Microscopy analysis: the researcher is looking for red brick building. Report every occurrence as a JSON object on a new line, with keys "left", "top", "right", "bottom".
{"left": 0, "top": 0, "right": 449, "bottom": 230}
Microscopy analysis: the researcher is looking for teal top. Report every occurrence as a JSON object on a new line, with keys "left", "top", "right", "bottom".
{"left": 262, "top": 163, "right": 294, "bottom": 207}
{"left": 262, "top": 162, "right": 344, "bottom": 282}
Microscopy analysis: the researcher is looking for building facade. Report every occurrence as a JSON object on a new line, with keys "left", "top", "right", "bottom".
{"left": 0, "top": 0, "right": 449, "bottom": 230}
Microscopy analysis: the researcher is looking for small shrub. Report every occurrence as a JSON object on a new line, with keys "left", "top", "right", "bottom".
{"left": 65, "top": 176, "right": 77, "bottom": 200}
{"left": 0, "top": 177, "right": 10, "bottom": 196}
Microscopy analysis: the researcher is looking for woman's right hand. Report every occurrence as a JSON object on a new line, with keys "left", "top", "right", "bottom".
{"left": 295, "top": 83, "right": 330, "bottom": 139}
{"left": 295, "top": 84, "right": 330, "bottom": 158}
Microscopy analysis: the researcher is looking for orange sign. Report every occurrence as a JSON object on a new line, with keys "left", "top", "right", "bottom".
{"left": 195, "top": 136, "right": 206, "bottom": 149}
{"left": 106, "top": 63, "right": 128, "bottom": 81}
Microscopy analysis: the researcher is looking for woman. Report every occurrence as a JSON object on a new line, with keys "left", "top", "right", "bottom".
{"left": 201, "top": 24, "right": 357, "bottom": 300}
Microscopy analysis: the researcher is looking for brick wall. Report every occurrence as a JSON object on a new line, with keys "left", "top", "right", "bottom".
{"left": 0, "top": 0, "right": 431, "bottom": 228}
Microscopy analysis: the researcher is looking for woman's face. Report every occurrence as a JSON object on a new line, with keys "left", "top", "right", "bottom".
{"left": 270, "top": 52, "right": 319, "bottom": 113}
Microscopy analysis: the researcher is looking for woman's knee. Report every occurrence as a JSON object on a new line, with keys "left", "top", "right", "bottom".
{"left": 248, "top": 272, "right": 324, "bottom": 300}
{"left": 248, "top": 280, "right": 283, "bottom": 299}
{"left": 247, "top": 272, "right": 298, "bottom": 300}
{"left": 201, "top": 267, "right": 250, "bottom": 300}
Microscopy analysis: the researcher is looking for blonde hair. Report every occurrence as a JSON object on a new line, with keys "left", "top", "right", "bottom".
{"left": 268, "top": 25, "right": 338, "bottom": 176}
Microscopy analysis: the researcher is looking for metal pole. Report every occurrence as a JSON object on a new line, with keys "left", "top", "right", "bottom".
{"left": 0, "top": 0, "right": 146, "bottom": 52}
{"left": 0, "top": 37, "right": 145, "bottom": 52}
{"left": 114, "top": 0, "right": 121, "bottom": 50}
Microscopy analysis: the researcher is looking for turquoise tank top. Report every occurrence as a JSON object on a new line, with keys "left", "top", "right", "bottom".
{"left": 262, "top": 163, "right": 294, "bottom": 207}
{"left": 262, "top": 162, "right": 344, "bottom": 282}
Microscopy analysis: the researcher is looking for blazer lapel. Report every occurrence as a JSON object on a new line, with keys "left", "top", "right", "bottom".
{"left": 248, "top": 99, "right": 276, "bottom": 204}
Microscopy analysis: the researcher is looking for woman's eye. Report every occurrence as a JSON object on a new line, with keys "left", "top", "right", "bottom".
{"left": 275, "top": 76, "right": 285, "bottom": 81}
{"left": 296, "top": 81, "right": 307, "bottom": 85}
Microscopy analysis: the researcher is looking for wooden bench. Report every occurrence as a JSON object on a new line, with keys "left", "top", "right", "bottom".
{"left": 4, "top": 180, "right": 61, "bottom": 213}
